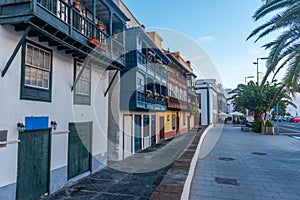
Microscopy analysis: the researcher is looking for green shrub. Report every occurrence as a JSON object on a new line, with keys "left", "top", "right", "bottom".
{"left": 265, "top": 119, "right": 274, "bottom": 127}
{"left": 252, "top": 119, "right": 262, "bottom": 133}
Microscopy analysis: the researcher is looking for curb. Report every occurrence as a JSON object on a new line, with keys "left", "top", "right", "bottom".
{"left": 181, "top": 123, "right": 214, "bottom": 200}
{"left": 150, "top": 124, "right": 213, "bottom": 200}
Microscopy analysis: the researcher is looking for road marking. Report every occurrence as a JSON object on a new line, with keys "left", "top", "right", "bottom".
{"left": 277, "top": 126, "right": 300, "bottom": 133}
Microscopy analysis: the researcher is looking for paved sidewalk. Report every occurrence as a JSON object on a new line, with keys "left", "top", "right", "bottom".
{"left": 190, "top": 124, "right": 300, "bottom": 200}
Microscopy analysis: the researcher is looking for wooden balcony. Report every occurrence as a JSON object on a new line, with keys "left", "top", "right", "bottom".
{"left": 137, "top": 91, "right": 167, "bottom": 111}
{"left": 168, "top": 97, "right": 188, "bottom": 111}
{"left": 0, "top": 0, "right": 127, "bottom": 69}
{"left": 120, "top": 90, "right": 167, "bottom": 111}
{"left": 168, "top": 71, "right": 186, "bottom": 87}
{"left": 136, "top": 51, "right": 168, "bottom": 83}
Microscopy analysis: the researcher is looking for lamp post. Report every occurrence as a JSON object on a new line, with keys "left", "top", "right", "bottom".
{"left": 253, "top": 57, "right": 268, "bottom": 84}
{"left": 245, "top": 76, "right": 255, "bottom": 84}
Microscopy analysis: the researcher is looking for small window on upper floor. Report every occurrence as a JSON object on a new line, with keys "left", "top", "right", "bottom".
{"left": 137, "top": 73, "right": 145, "bottom": 93}
{"left": 20, "top": 41, "right": 52, "bottom": 102}
{"left": 74, "top": 61, "right": 91, "bottom": 105}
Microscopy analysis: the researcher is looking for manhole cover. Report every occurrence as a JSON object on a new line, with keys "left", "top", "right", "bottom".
{"left": 215, "top": 177, "right": 239, "bottom": 186}
{"left": 252, "top": 152, "right": 268, "bottom": 156}
{"left": 218, "top": 157, "right": 235, "bottom": 161}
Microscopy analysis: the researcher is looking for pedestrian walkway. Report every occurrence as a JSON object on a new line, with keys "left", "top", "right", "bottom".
{"left": 189, "top": 124, "right": 300, "bottom": 200}
{"left": 41, "top": 127, "right": 203, "bottom": 200}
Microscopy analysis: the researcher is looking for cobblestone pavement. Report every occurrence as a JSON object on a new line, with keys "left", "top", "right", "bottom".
{"left": 42, "top": 166, "right": 170, "bottom": 200}
{"left": 190, "top": 124, "right": 300, "bottom": 200}
{"left": 41, "top": 127, "right": 202, "bottom": 200}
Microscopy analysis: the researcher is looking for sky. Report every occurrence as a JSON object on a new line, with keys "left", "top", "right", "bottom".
{"left": 122, "top": 0, "right": 273, "bottom": 89}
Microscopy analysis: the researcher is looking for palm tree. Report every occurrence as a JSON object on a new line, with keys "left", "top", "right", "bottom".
{"left": 228, "top": 81, "right": 295, "bottom": 121}
{"left": 247, "top": 0, "right": 300, "bottom": 91}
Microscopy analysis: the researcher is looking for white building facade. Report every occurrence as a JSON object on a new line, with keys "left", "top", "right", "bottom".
{"left": 195, "top": 79, "right": 224, "bottom": 125}
{"left": 0, "top": 0, "right": 128, "bottom": 199}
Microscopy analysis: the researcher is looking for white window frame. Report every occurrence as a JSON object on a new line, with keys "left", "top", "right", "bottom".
{"left": 75, "top": 62, "right": 91, "bottom": 96}
{"left": 25, "top": 43, "right": 51, "bottom": 90}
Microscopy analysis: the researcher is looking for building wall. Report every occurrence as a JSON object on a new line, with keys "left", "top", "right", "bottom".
{"left": 0, "top": 25, "right": 109, "bottom": 196}
{"left": 157, "top": 110, "right": 189, "bottom": 140}
{"left": 196, "top": 87, "right": 218, "bottom": 125}
{"left": 179, "top": 111, "right": 188, "bottom": 134}
{"left": 118, "top": 110, "right": 158, "bottom": 160}
{"left": 157, "top": 111, "right": 176, "bottom": 140}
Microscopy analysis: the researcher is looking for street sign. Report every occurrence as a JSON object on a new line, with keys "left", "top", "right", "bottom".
{"left": 273, "top": 106, "right": 281, "bottom": 113}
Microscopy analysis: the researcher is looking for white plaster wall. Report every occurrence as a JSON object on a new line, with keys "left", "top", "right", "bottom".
{"left": 0, "top": 25, "right": 109, "bottom": 187}
{"left": 196, "top": 87, "right": 218, "bottom": 126}
{"left": 196, "top": 89, "right": 208, "bottom": 125}
{"left": 118, "top": 110, "right": 134, "bottom": 160}
{"left": 211, "top": 91, "right": 218, "bottom": 124}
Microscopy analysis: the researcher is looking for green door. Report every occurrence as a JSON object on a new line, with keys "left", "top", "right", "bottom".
{"left": 68, "top": 122, "right": 92, "bottom": 179}
{"left": 16, "top": 129, "right": 51, "bottom": 200}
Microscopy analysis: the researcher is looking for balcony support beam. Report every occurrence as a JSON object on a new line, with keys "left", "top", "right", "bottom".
{"left": 104, "top": 69, "right": 119, "bottom": 97}
{"left": 92, "top": 0, "right": 96, "bottom": 36}
{"left": 1, "top": 26, "right": 31, "bottom": 77}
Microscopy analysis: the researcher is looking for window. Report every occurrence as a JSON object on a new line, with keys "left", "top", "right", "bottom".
{"left": 172, "top": 114, "right": 176, "bottom": 130}
{"left": 137, "top": 73, "right": 145, "bottom": 93}
{"left": 74, "top": 61, "right": 91, "bottom": 105}
{"left": 183, "top": 113, "right": 186, "bottom": 126}
{"left": 25, "top": 44, "right": 51, "bottom": 89}
{"left": 21, "top": 41, "right": 52, "bottom": 102}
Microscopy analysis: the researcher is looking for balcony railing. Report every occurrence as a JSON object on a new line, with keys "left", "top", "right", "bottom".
{"left": 137, "top": 91, "right": 167, "bottom": 108}
{"left": 168, "top": 97, "right": 188, "bottom": 110}
{"left": 1, "top": 0, "right": 125, "bottom": 65}
{"left": 169, "top": 71, "right": 186, "bottom": 84}
{"left": 136, "top": 51, "right": 168, "bottom": 81}
{"left": 112, "top": 38, "right": 125, "bottom": 62}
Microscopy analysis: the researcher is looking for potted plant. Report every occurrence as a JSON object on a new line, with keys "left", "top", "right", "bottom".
{"left": 165, "top": 96, "right": 170, "bottom": 103}
{"left": 154, "top": 92, "right": 159, "bottom": 100}
{"left": 146, "top": 90, "right": 152, "bottom": 98}
{"left": 73, "top": 0, "right": 80, "bottom": 9}
{"left": 89, "top": 36, "right": 99, "bottom": 47}
{"left": 97, "top": 20, "right": 105, "bottom": 30}
{"left": 99, "top": 42, "right": 108, "bottom": 52}
{"left": 156, "top": 59, "right": 162, "bottom": 65}
{"left": 265, "top": 119, "right": 274, "bottom": 135}
{"left": 113, "top": 29, "right": 121, "bottom": 39}
{"left": 148, "top": 51, "right": 154, "bottom": 60}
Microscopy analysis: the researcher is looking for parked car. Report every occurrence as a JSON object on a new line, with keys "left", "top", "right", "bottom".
{"left": 289, "top": 117, "right": 300, "bottom": 122}
{"left": 273, "top": 115, "right": 283, "bottom": 122}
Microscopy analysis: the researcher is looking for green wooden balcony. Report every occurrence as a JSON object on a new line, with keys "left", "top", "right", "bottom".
{"left": 0, "top": 0, "right": 127, "bottom": 69}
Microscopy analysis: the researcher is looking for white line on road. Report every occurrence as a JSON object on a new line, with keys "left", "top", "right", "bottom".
{"left": 277, "top": 126, "right": 300, "bottom": 133}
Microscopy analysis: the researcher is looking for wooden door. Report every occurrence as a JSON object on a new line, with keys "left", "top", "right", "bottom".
{"left": 134, "top": 115, "right": 142, "bottom": 151}
{"left": 16, "top": 129, "right": 51, "bottom": 200}
{"left": 150, "top": 115, "right": 156, "bottom": 145}
{"left": 159, "top": 116, "right": 165, "bottom": 140}
{"left": 68, "top": 122, "right": 92, "bottom": 179}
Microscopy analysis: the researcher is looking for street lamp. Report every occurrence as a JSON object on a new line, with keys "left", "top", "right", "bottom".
{"left": 245, "top": 76, "right": 255, "bottom": 84}
{"left": 253, "top": 57, "right": 268, "bottom": 83}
